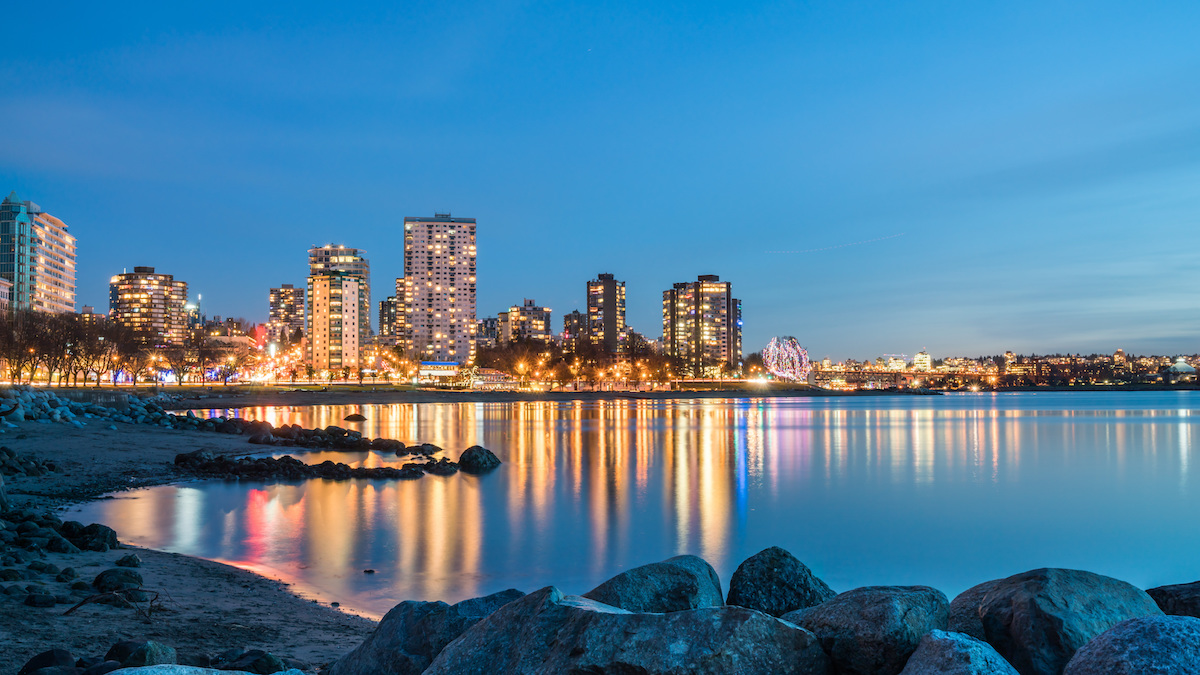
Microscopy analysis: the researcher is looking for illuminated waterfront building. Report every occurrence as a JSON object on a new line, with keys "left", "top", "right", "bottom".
{"left": 268, "top": 283, "right": 305, "bottom": 343}
{"left": 401, "top": 214, "right": 477, "bottom": 363}
{"left": 561, "top": 309, "right": 587, "bottom": 351}
{"left": 913, "top": 351, "right": 932, "bottom": 372}
{"left": 661, "top": 275, "right": 742, "bottom": 375}
{"left": 108, "top": 266, "right": 188, "bottom": 344}
{"left": 500, "top": 299, "right": 552, "bottom": 343}
{"left": 0, "top": 192, "right": 76, "bottom": 313}
{"left": 587, "top": 273, "right": 626, "bottom": 352}
{"left": 309, "top": 245, "right": 370, "bottom": 349}
{"left": 306, "top": 271, "right": 359, "bottom": 371}
{"left": 476, "top": 317, "right": 499, "bottom": 349}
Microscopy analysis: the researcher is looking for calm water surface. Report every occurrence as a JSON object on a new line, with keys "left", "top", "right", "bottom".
{"left": 66, "top": 391, "right": 1200, "bottom": 618}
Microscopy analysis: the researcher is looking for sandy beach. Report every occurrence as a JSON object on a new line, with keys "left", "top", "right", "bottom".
{"left": 0, "top": 418, "right": 376, "bottom": 670}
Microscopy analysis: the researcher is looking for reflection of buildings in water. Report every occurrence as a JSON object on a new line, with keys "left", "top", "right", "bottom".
{"left": 109, "top": 398, "right": 1200, "bottom": 612}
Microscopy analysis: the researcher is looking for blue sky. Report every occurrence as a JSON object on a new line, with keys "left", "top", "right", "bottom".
{"left": 2, "top": 1, "right": 1198, "bottom": 360}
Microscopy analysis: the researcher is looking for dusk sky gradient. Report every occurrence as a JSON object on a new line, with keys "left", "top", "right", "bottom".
{"left": 2, "top": 2, "right": 1198, "bottom": 360}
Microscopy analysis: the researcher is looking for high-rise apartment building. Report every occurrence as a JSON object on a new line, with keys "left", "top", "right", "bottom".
{"left": 587, "top": 273, "right": 626, "bottom": 352}
{"left": 499, "top": 299, "right": 552, "bottom": 343}
{"left": 378, "top": 296, "right": 399, "bottom": 345}
{"left": 309, "top": 245, "right": 370, "bottom": 348}
{"left": 401, "top": 214, "right": 477, "bottom": 363}
{"left": 268, "top": 283, "right": 305, "bottom": 343}
{"left": 0, "top": 192, "right": 76, "bottom": 313}
{"left": 562, "top": 309, "right": 587, "bottom": 351}
{"left": 109, "top": 266, "right": 188, "bottom": 344}
{"left": 306, "top": 272, "right": 359, "bottom": 371}
{"left": 661, "top": 275, "right": 742, "bottom": 376}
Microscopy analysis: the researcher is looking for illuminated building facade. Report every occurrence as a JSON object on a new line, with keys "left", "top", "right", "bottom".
{"left": 913, "top": 351, "right": 932, "bottom": 372}
{"left": 108, "top": 266, "right": 188, "bottom": 344}
{"left": 306, "top": 272, "right": 359, "bottom": 371}
{"left": 378, "top": 296, "right": 399, "bottom": 346}
{"left": 561, "top": 309, "right": 587, "bottom": 351}
{"left": 476, "top": 317, "right": 499, "bottom": 349}
{"left": 499, "top": 299, "right": 552, "bottom": 343}
{"left": 309, "top": 245, "right": 370, "bottom": 349}
{"left": 268, "top": 283, "right": 305, "bottom": 343}
{"left": 0, "top": 277, "right": 10, "bottom": 311}
{"left": 0, "top": 192, "right": 76, "bottom": 313}
{"left": 661, "top": 275, "right": 742, "bottom": 375}
{"left": 79, "top": 305, "right": 105, "bottom": 326}
{"left": 401, "top": 214, "right": 477, "bottom": 363}
{"left": 587, "top": 273, "right": 626, "bottom": 352}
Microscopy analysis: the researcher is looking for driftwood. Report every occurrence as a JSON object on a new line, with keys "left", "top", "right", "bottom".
{"left": 63, "top": 588, "right": 163, "bottom": 620}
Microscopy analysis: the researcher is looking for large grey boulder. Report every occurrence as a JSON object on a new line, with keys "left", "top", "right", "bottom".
{"left": 458, "top": 445, "right": 501, "bottom": 473}
{"left": 1146, "top": 580, "right": 1200, "bottom": 617}
{"left": 976, "top": 568, "right": 1163, "bottom": 675}
{"left": 899, "top": 629, "right": 1018, "bottom": 674}
{"left": 726, "top": 546, "right": 836, "bottom": 617}
{"left": 328, "top": 588, "right": 525, "bottom": 675}
{"left": 583, "top": 555, "right": 723, "bottom": 613}
{"left": 425, "top": 586, "right": 832, "bottom": 675}
{"left": 1063, "top": 615, "right": 1200, "bottom": 674}
{"left": 948, "top": 579, "right": 1003, "bottom": 640}
{"left": 798, "top": 585, "right": 949, "bottom": 675}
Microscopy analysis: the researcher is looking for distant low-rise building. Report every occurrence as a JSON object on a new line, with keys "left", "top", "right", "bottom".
{"left": 476, "top": 316, "right": 500, "bottom": 349}
{"left": 500, "top": 299, "right": 552, "bottom": 343}
{"left": 913, "top": 351, "right": 931, "bottom": 372}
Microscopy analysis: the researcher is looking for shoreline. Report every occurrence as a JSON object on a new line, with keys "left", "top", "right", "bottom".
{"left": 0, "top": 417, "right": 378, "bottom": 669}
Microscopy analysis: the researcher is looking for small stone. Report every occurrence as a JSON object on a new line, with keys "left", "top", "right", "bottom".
{"left": 24, "top": 592, "right": 56, "bottom": 607}
{"left": 115, "top": 553, "right": 142, "bottom": 568}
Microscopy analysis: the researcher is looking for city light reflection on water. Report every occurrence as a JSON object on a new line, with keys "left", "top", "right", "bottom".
{"left": 68, "top": 392, "right": 1200, "bottom": 618}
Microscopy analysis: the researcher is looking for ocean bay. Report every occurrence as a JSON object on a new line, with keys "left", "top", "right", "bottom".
{"left": 68, "top": 391, "right": 1200, "bottom": 618}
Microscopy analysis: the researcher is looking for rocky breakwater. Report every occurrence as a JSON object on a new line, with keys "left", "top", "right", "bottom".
{"left": 324, "top": 545, "right": 1200, "bottom": 675}
{"left": 174, "top": 443, "right": 501, "bottom": 482}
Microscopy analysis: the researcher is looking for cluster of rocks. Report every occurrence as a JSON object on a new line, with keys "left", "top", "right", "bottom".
{"left": 326, "top": 546, "right": 1200, "bottom": 675}
{"left": 0, "top": 386, "right": 182, "bottom": 429}
{"left": 18, "top": 642, "right": 307, "bottom": 675}
{"left": 0, "top": 508, "right": 139, "bottom": 610}
{"left": 174, "top": 444, "right": 500, "bottom": 482}
{"left": 231, "top": 419, "right": 502, "bottom": 474}
{"left": 0, "top": 446, "right": 60, "bottom": 477}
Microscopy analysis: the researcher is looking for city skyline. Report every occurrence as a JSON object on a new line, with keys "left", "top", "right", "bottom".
{"left": 3, "top": 3, "right": 1199, "bottom": 359}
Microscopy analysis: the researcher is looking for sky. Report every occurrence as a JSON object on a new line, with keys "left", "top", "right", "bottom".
{"left": 2, "top": 1, "right": 1199, "bottom": 361}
